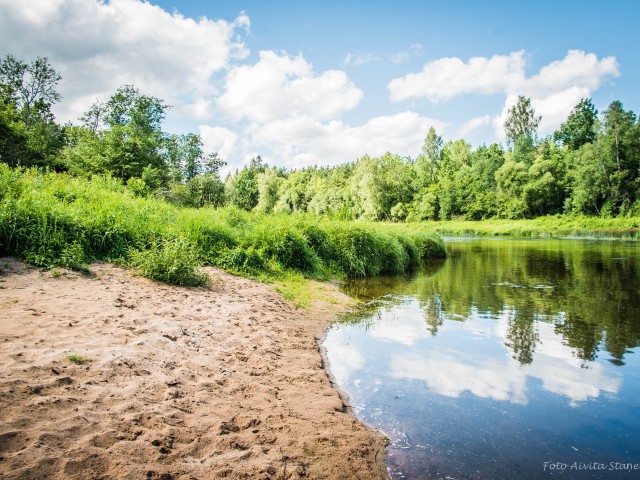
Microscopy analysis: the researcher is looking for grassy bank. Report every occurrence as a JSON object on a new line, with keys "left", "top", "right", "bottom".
{"left": 426, "top": 216, "right": 640, "bottom": 240}
{"left": 0, "top": 166, "right": 445, "bottom": 287}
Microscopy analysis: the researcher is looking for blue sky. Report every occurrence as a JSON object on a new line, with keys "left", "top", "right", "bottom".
{"left": 0, "top": 0, "right": 637, "bottom": 172}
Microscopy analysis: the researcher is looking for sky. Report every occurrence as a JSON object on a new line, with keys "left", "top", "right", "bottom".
{"left": 1, "top": 0, "right": 638, "bottom": 173}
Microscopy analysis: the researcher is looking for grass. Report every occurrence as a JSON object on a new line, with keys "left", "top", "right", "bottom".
{"left": 425, "top": 216, "right": 640, "bottom": 240}
{"left": 66, "top": 354, "right": 89, "bottom": 365}
{"left": 0, "top": 166, "right": 446, "bottom": 289}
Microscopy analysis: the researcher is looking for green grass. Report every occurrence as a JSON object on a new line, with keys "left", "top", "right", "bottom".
{"left": 0, "top": 165, "right": 446, "bottom": 287}
{"left": 66, "top": 354, "right": 89, "bottom": 365}
{"left": 425, "top": 216, "right": 640, "bottom": 240}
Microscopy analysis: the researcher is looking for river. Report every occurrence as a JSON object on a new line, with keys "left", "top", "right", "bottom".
{"left": 324, "top": 238, "right": 640, "bottom": 479}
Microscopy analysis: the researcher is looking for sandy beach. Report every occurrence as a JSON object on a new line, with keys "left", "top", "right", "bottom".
{"left": 0, "top": 258, "right": 388, "bottom": 479}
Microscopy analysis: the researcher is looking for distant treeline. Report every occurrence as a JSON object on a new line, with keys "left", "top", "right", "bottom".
{"left": 2, "top": 54, "right": 640, "bottom": 222}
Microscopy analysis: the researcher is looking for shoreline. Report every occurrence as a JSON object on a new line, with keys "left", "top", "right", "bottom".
{"left": 0, "top": 258, "right": 389, "bottom": 479}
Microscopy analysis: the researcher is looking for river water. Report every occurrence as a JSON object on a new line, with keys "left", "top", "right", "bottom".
{"left": 324, "top": 238, "right": 640, "bottom": 479}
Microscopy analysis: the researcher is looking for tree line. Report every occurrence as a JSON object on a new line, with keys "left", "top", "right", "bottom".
{"left": 2, "top": 55, "right": 639, "bottom": 220}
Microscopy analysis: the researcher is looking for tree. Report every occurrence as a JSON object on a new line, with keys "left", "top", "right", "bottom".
{"left": 522, "top": 140, "right": 567, "bottom": 216}
{"left": 65, "top": 85, "right": 170, "bottom": 181}
{"left": 164, "top": 133, "right": 206, "bottom": 181}
{"left": 227, "top": 168, "right": 259, "bottom": 210}
{"left": 600, "top": 101, "right": 638, "bottom": 212}
{"left": 460, "top": 144, "right": 504, "bottom": 220}
{"left": 554, "top": 98, "right": 598, "bottom": 150}
{"left": 504, "top": 95, "right": 541, "bottom": 146}
{"left": 0, "top": 55, "right": 62, "bottom": 124}
{"left": 415, "top": 127, "right": 443, "bottom": 186}
{"left": 0, "top": 55, "right": 65, "bottom": 168}
{"left": 437, "top": 140, "right": 472, "bottom": 219}
{"left": 256, "top": 168, "right": 282, "bottom": 213}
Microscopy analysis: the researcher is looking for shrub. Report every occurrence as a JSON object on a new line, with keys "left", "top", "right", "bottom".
{"left": 128, "top": 237, "right": 208, "bottom": 287}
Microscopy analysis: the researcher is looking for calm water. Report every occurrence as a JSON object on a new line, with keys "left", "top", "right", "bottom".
{"left": 324, "top": 238, "right": 640, "bottom": 480}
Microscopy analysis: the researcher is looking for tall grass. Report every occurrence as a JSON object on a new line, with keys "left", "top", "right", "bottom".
{"left": 0, "top": 166, "right": 446, "bottom": 285}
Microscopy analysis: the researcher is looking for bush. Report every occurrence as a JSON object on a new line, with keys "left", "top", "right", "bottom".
{"left": 128, "top": 237, "right": 208, "bottom": 286}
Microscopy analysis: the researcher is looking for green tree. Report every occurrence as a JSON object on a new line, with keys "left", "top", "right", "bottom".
{"left": 437, "top": 140, "right": 472, "bottom": 220}
{"left": 350, "top": 153, "right": 415, "bottom": 220}
{"left": 64, "top": 85, "right": 170, "bottom": 181}
{"left": 567, "top": 142, "right": 610, "bottom": 215}
{"left": 0, "top": 54, "right": 62, "bottom": 125}
{"left": 601, "top": 101, "right": 637, "bottom": 212}
{"left": 256, "top": 167, "right": 282, "bottom": 213}
{"left": 522, "top": 140, "right": 567, "bottom": 216}
{"left": 164, "top": 133, "right": 207, "bottom": 181}
{"left": 504, "top": 95, "right": 541, "bottom": 146}
{"left": 415, "top": 127, "right": 443, "bottom": 186}
{"left": 554, "top": 98, "right": 598, "bottom": 150}
{"left": 227, "top": 167, "right": 259, "bottom": 211}
{"left": 0, "top": 55, "right": 65, "bottom": 168}
{"left": 459, "top": 144, "right": 504, "bottom": 220}
{"left": 495, "top": 159, "right": 528, "bottom": 218}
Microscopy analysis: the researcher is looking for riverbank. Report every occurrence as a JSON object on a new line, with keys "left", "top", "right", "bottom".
{"left": 0, "top": 258, "right": 389, "bottom": 479}
{"left": 426, "top": 215, "right": 640, "bottom": 239}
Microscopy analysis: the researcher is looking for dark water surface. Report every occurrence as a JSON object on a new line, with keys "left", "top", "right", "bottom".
{"left": 324, "top": 238, "right": 640, "bottom": 479}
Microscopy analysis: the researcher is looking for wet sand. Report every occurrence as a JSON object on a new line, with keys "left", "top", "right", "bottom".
{"left": 0, "top": 259, "right": 388, "bottom": 479}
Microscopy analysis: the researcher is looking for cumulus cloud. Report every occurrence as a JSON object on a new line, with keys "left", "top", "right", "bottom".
{"left": 390, "top": 49, "right": 619, "bottom": 138}
{"left": 208, "top": 49, "right": 443, "bottom": 169}
{"left": 0, "top": 0, "right": 249, "bottom": 122}
{"left": 218, "top": 50, "right": 363, "bottom": 123}
{"left": 525, "top": 50, "right": 619, "bottom": 98}
{"left": 229, "top": 111, "right": 447, "bottom": 169}
{"left": 388, "top": 51, "right": 527, "bottom": 103}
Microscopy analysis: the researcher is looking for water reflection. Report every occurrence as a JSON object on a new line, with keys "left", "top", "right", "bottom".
{"left": 342, "top": 239, "right": 640, "bottom": 366}
{"left": 326, "top": 239, "right": 640, "bottom": 479}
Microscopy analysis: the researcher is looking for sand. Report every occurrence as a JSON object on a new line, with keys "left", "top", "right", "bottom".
{"left": 0, "top": 258, "right": 388, "bottom": 479}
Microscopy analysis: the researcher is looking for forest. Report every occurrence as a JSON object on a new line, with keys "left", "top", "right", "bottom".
{"left": 2, "top": 55, "right": 640, "bottom": 222}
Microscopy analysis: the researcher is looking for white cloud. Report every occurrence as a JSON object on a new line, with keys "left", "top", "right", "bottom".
{"left": 232, "top": 111, "right": 447, "bottom": 169}
{"left": 0, "top": 0, "right": 249, "bottom": 122}
{"left": 208, "top": 49, "right": 446, "bottom": 169}
{"left": 389, "top": 43, "right": 424, "bottom": 65}
{"left": 390, "top": 49, "right": 620, "bottom": 139}
{"left": 458, "top": 115, "right": 491, "bottom": 138}
{"left": 391, "top": 352, "right": 529, "bottom": 403}
{"left": 525, "top": 50, "right": 619, "bottom": 98}
{"left": 199, "top": 125, "right": 239, "bottom": 170}
{"left": 343, "top": 52, "right": 380, "bottom": 67}
{"left": 388, "top": 51, "right": 527, "bottom": 103}
{"left": 218, "top": 50, "right": 363, "bottom": 123}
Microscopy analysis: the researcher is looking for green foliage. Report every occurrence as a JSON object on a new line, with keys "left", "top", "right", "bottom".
{"left": 227, "top": 167, "right": 259, "bottom": 211}
{"left": 554, "top": 98, "right": 598, "bottom": 150}
{"left": 0, "top": 55, "right": 65, "bottom": 169}
{"left": 128, "top": 237, "right": 209, "bottom": 287}
{"left": 0, "top": 167, "right": 446, "bottom": 284}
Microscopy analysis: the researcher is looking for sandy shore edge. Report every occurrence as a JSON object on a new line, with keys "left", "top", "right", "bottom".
{"left": 0, "top": 258, "right": 388, "bottom": 479}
